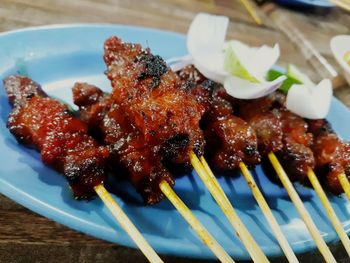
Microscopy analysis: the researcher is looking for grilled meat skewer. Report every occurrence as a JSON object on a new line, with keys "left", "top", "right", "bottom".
{"left": 179, "top": 66, "right": 346, "bottom": 191}
{"left": 73, "top": 82, "right": 174, "bottom": 204}
{"left": 308, "top": 119, "right": 350, "bottom": 194}
{"left": 104, "top": 37, "right": 205, "bottom": 164}
{"left": 4, "top": 75, "right": 109, "bottom": 199}
{"left": 178, "top": 65, "right": 261, "bottom": 171}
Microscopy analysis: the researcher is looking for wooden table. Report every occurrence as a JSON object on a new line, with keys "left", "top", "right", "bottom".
{"left": 1, "top": 1, "right": 349, "bottom": 262}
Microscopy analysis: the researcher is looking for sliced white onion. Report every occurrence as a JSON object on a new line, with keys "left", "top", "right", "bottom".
{"left": 224, "top": 41, "right": 280, "bottom": 83}
{"left": 187, "top": 13, "right": 229, "bottom": 83}
{"left": 186, "top": 13, "right": 284, "bottom": 99}
{"left": 224, "top": 75, "right": 286, "bottom": 99}
{"left": 286, "top": 79, "right": 333, "bottom": 119}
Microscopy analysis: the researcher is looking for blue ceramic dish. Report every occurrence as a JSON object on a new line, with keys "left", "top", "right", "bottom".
{"left": 275, "top": 0, "right": 334, "bottom": 8}
{"left": 0, "top": 24, "right": 349, "bottom": 260}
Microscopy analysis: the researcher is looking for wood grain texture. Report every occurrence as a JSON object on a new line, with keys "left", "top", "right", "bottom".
{"left": 1, "top": 0, "right": 350, "bottom": 262}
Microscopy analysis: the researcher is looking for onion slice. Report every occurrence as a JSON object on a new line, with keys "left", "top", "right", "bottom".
{"left": 187, "top": 13, "right": 284, "bottom": 98}
{"left": 224, "top": 41, "right": 280, "bottom": 83}
{"left": 224, "top": 75, "right": 286, "bottom": 99}
{"left": 187, "top": 13, "right": 229, "bottom": 83}
{"left": 286, "top": 79, "right": 333, "bottom": 119}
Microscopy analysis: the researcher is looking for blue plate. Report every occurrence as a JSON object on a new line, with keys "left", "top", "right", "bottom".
{"left": 0, "top": 24, "right": 349, "bottom": 261}
{"left": 275, "top": 0, "right": 334, "bottom": 8}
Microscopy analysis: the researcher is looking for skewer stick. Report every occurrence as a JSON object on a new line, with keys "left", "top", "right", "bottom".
{"left": 202, "top": 157, "right": 297, "bottom": 262}
{"left": 306, "top": 168, "right": 350, "bottom": 256}
{"left": 190, "top": 152, "right": 269, "bottom": 263}
{"left": 94, "top": 184, "right": 164, "bottom": 263}
{"left": 239, "top": 0, "right": 263, "bottom": 25}
{"left": 239, "top": 162, "right": 299, "bottom": 263}
{"left": 267, "top": 153, "right": 336, "bottom": 263}
{"left": 159, "top": 180, "right": 234, "bottom": 263}
{"left": 330, "top": 0, "right": 350, "bottom": 12}
{"left": 338, "top": 173, "right": 350, "bottom": 201}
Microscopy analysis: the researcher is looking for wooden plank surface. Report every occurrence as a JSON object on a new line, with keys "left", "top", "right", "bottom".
{"left": 1, "top": 1, "right": 350, "bottom": 262}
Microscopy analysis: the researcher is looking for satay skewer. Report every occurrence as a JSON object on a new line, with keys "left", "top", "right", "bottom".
{"left": 190, "top": 152, "right": 270, "bottom": 263}
{"left": 239, "top": 0, "right": 262, "bottom": 25}
{"left": 71, "top": 85, "right": 233, "bottom": 262}
{"left": 338, "top": 173, "right": 350, "bottom": 201}
{"left": 306, "top": 169, "right": 350, "bottom": 256}
{"left": 94, "top": 185, "right": 164, "bottom": 263}
{"left": 199, "top": 156, "right": 298, "bottom": 263}
{"left": 3, "top": 75, "right": 164, "bottom": 263}
{"left": 238, "top": 162, "right": 299, "bottom": 263}
{"left": 159, "top": 181, "right": 234, "bottom": 263}
{"left": 268, "top": 152, "right": 336, "bottom": 263}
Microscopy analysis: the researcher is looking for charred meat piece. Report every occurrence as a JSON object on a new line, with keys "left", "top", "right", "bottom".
{"left": 204, "top": 115, "right": 261, "bottom": 171}
{"left": 308, "top": 119, "right": 350, "bottom": 194}
{"left": 177, "top": 64, "right": 212, "bottom": 112}
{"left": 307, "top": 119, "right": 334, "bottom": 137}
{"left": 237, "top": 93, "right": 314, "bottom": 182}
{"left": 73, "top": 83, "right": 174, "bottom": 204}
{"left": 73, "top": 82, "right": 113, "bottom": 139}
{"left": 177, "top": 66, "right": 261, "bottom": 170}
{"left": 313, "top": 134, "right": 350, "bottom": 194}
{"left": 280, "top": 110, "right": 313, "bottom": 147}
{"left": 276, "top": 136, "right": 315, "bottom": 182}
{"left": 276, "top": 110, "right": 315, "bottom": 182}
{"left": 235, "top": 93, "right": 287, "bottom": 155}
{"left": 237, "top": 92, "right": 286, "bottom": 120}
{"left": 247, "top": 110, "right": 283, "bottom": 155}
{"left": 104, "top": 37, "right": 205, "bottom": 161}
{"left": 103, "top": 105, "right": 175, "bottom": 204}
{"left": 4, "top": 76, "right": 109, "bottom": 199}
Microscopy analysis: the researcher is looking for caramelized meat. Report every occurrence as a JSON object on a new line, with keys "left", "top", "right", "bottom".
{"left": 248, "top": 111, "right": 283, "bottom": 155}
{"left": 236, "top": 93, "right": 287, "bottom": 155}
{"left": 72, "top": 82, "right": 113, "bottom": 138}
{"left": 308, "top": 119, "right": 350, "bottom": 194}
{"left": 274, "top": 110, "right": 315, "bottom": 182}
{"left": 313, "top": 134, "right": 350, "bottom": 194}
{"left": 237, "top": 92, "right": 314, "bottom": 182}
{"left": 104, "top": 37, "right": 205, "bottom": 161}
{"left": 177, "top": 65, "right": 212, "bottom": 112}
{"left": 204, "top": 115, "right": 261, "bottom": 171}
{"left": 238, "top": 92, "right": 286, "bottom": 120}
{"left": 177, "top": 66, "right": 260, "bottom": 170}
{"left": 276, "top": 137, "right": 315, "bottom": 182}
{"left": 73, "top": 83, "right": 174, "bottom": 204}
{"left": 4, "top": 76, "right": 109, "bottom": 199}
{"left": 280, "top": 110, "right": 313, "bottom": 147}
{"left": 307, "top": 119, "right": 333, "bottom": 137}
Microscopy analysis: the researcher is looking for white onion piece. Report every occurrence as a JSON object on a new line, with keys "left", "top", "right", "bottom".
{"left": 224, "top": 75, "right": 286, "bottom": 99}
{"left": 187, "top": 13, "right": 229, "bottom": 83}
{"left": 286, "top": 79, "right": 333, "bottom": 119}
{"left": 166, "top": 55, "right": 193, "bottom": 72}
{"left": 186, "top": 13, "right": 284, "bottom": 99}
{"left": 224, "top": 41, "right": 280, "bottom": 83}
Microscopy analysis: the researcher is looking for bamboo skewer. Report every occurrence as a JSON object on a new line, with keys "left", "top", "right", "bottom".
{"left": 267, "top": 153, "right": 336, "bottom": 263}
{"left": 239, "top": 162, "right": 299, "bottom": 263}
{"left": 190, "top": 152, "right": 270, "bottom": 263}
{"left": 94, "top": 184, "right": 164, "bottom": 263}
{"left": 330, "top": 0, "right": 350, "bottom": 12}
{"left": 338, "top": 173, "right": 350, "bottom": 201}
{"left": 306, "top": 169, "right": 350, "bottom": 257}
{"left": 239, "top": 0, "right": 262, "bottom": 25}
{"left": 159, "top": 180, "right": 234, "bottom": 263}
{"left": 201, "top": 156, "right": 298, "bottom": 262}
